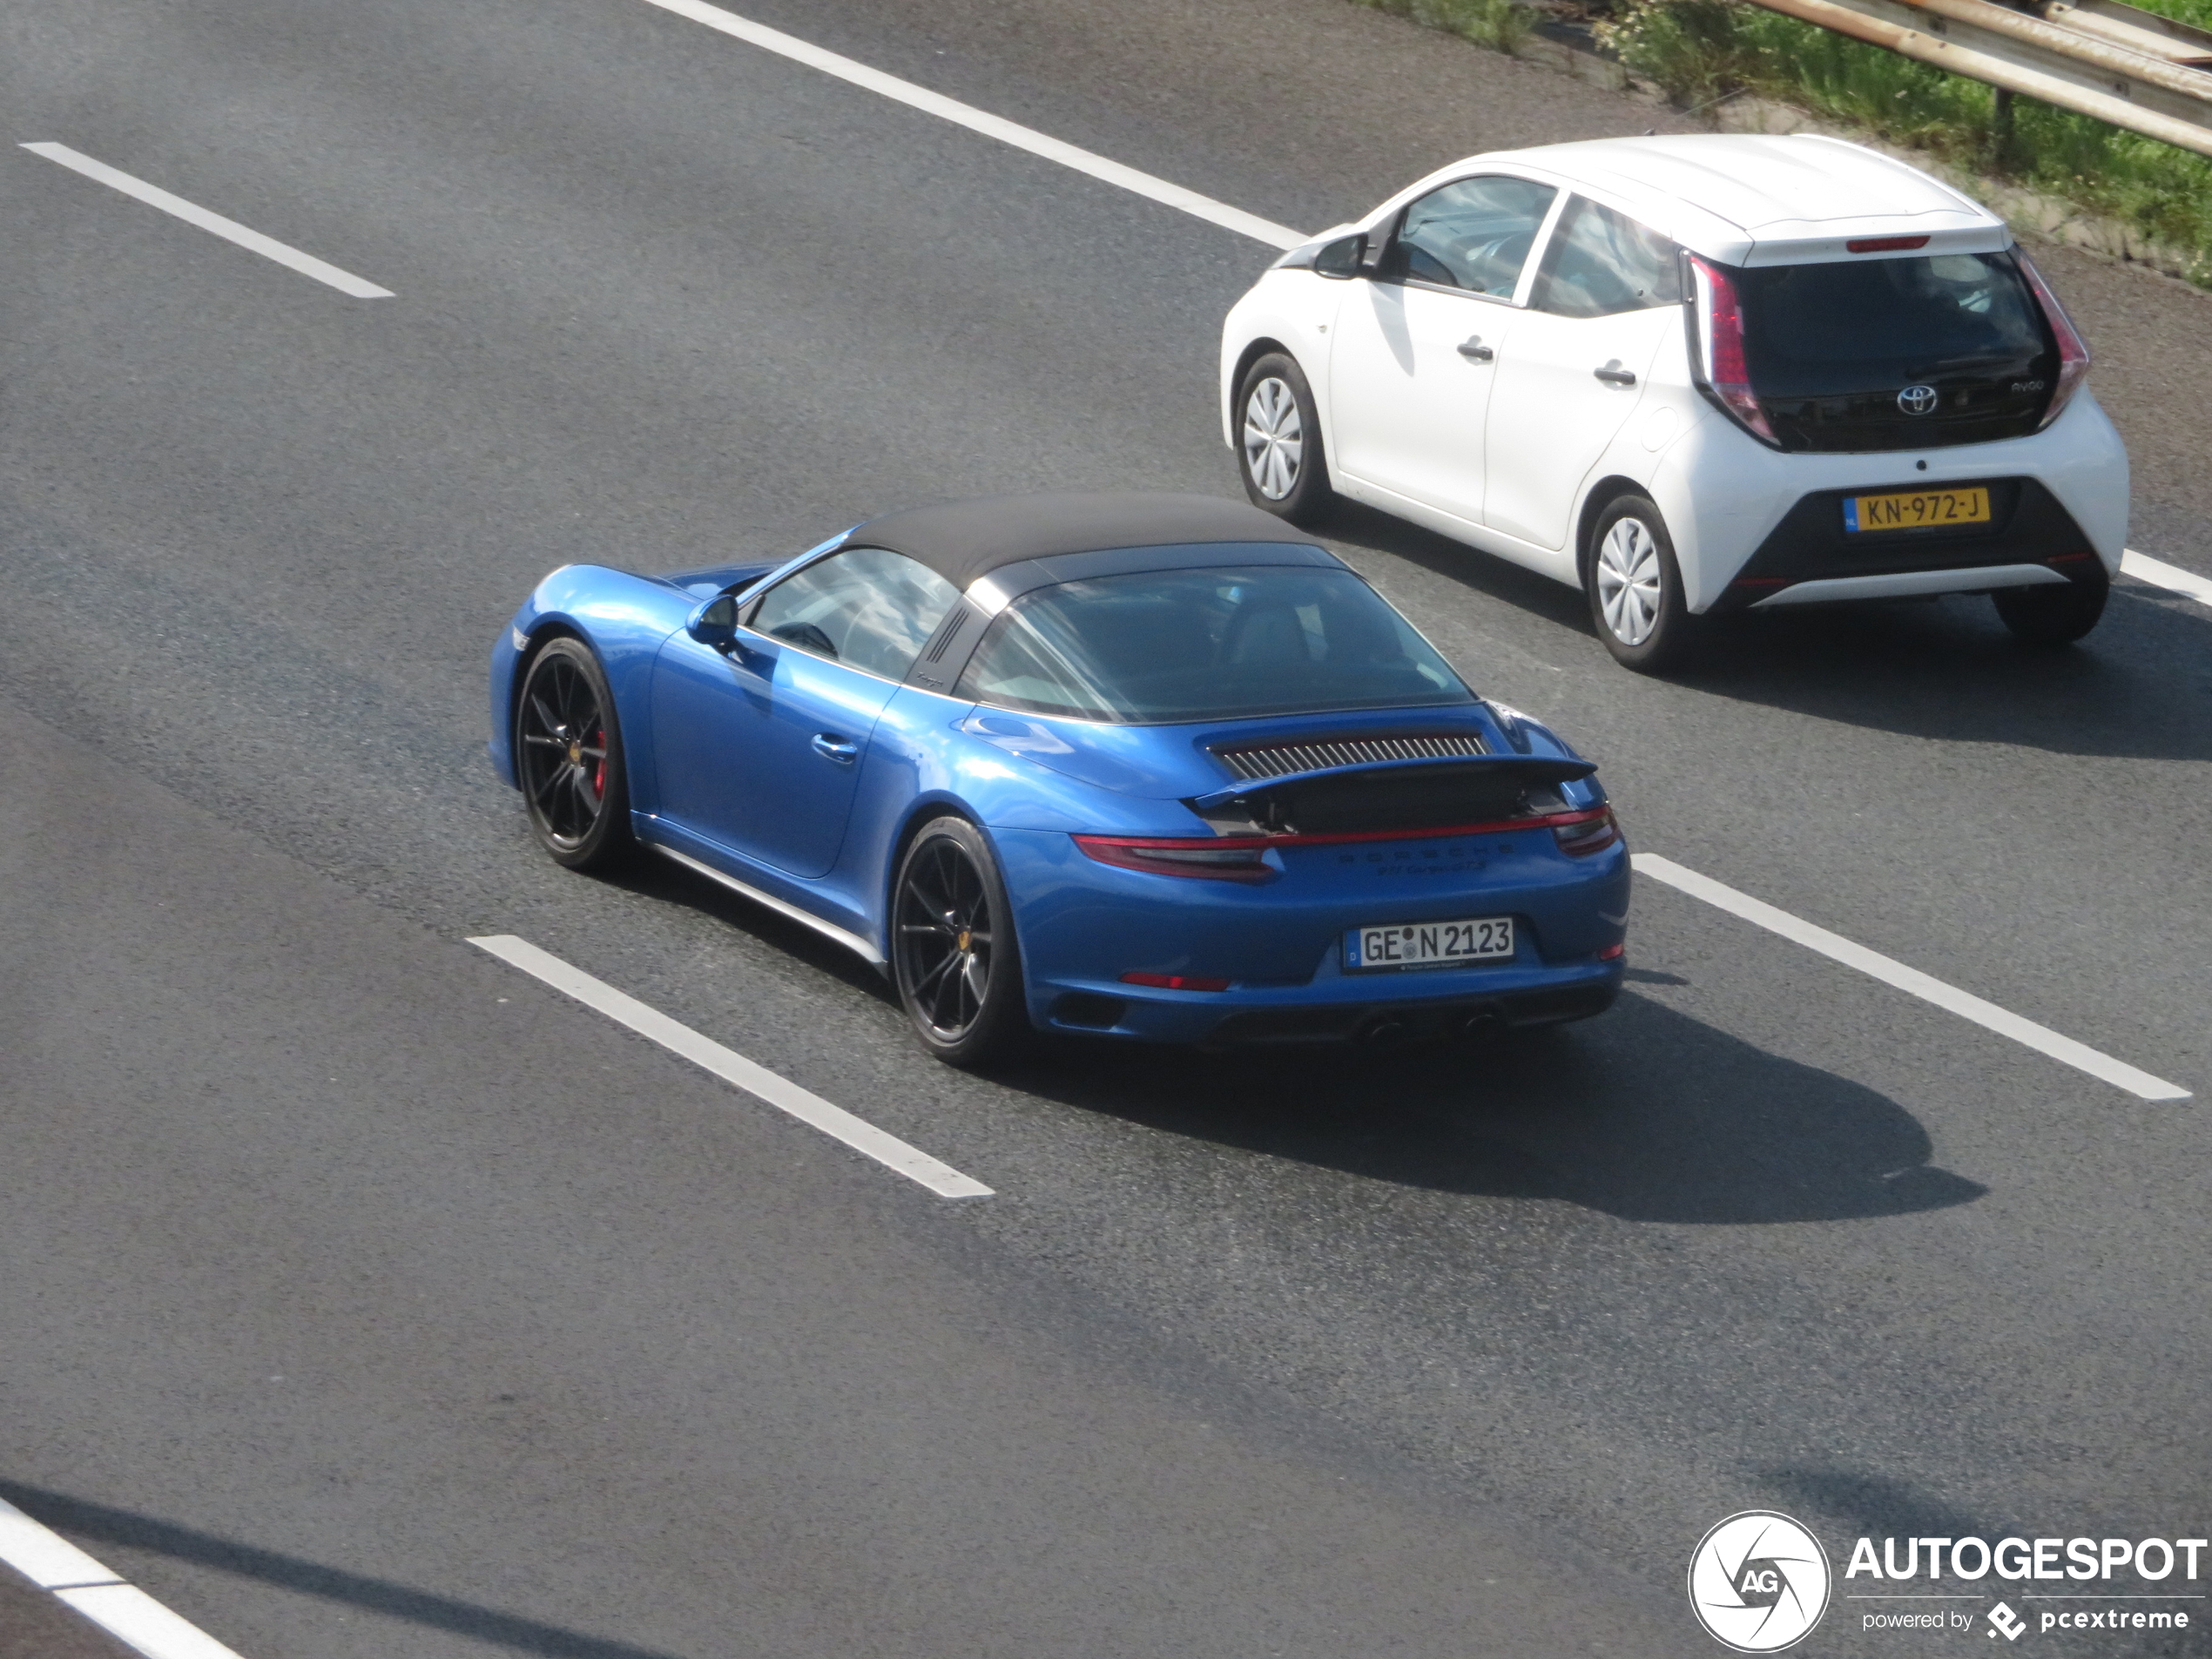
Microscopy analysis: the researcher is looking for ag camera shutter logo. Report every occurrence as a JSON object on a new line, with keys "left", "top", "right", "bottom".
{"left": 1689, "top": 1511, "right": 1833, "bottom": 1652}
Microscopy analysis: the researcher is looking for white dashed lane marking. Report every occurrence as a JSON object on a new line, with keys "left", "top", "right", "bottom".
{"left": 22, "top": 143, "right": 393, "bottom": 298}
{"left": 469, "top": 935, "right": 995, "bottom": 1197}
{"left": 2121, "top": 548, "right": 2212, "bottom": 607}
{"left": 0, "top": 1495, "right": 251, "bottom": 1659}
{"left": 1635, "top": 854, "right": 2188, "bottom": 1101}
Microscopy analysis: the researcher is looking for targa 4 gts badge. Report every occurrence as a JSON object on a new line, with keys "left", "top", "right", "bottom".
{"left": 1689, "top": 1511, "right": 1833, "bottom": 1652}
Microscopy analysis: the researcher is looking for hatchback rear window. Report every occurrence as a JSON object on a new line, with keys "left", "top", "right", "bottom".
{"left": 955, "top": 566, "right": 1473, "bottom": 725}
{"left": 1738, "top": 253, "right": 2047, "bottom": 396}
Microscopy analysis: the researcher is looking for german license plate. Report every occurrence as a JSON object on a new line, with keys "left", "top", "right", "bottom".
{"left": 1345, "top": 916, "right": 1514, "bottom": 971}
{"left": 1844, "top": 487, "right": 1991, "bottom": 533}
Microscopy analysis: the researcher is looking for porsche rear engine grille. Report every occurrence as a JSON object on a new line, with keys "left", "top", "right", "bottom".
{"left": 1211, "top": 733, "right": 1487, "bottom": 781}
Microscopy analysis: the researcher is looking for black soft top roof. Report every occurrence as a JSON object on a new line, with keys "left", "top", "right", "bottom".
{"left": 847, "top": 492, "right": 1330, "bottom": 590}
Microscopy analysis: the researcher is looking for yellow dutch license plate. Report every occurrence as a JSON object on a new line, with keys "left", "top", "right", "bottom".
{"left": 1844, "top": 487, "right": 1992, "bottom": 533}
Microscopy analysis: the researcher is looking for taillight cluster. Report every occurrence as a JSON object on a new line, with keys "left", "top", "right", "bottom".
{"left": 2013, "top": 249, "right": 2091, "bottom": 431}
{"left": 1688, "top": 253, "right": 1779, "bottom": 447}
{"left": 1072, "top": 806, "right": 1622, "bottom": 882}
{"left": 1552, "top": 807, "right": 1620, "bottom": 858}
{"left": 1072, "top": 835, "right": 1276, "bottom": 883}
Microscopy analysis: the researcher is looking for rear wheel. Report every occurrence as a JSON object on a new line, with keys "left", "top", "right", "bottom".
{"left": 1588, "top": 495, "right": 1698, "bottom": 672}
{"left": 892, "top": 818, "right": 1029, "bottom": 1068}
{"left": 1236, "top": 352, "right": 1335, "bottom": 527}
{"left": 1993, "top": 573, "right": 2107, "bottom": 644}
{"left": 516, "top": 637, "right": 633, "bottom": 871}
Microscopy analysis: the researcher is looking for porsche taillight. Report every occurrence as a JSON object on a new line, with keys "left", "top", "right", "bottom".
{"left": 2013, "top": 249, "right": 2091, "bottom": 431}
{"left": 1688, "top": 254, "right": 1779, "bottom": 447}
{"left": 1073, "top": 835, "right": 1276, "bottom": 882}
{"left": 1552, "top": 807, "right": 1620, "bottom": 858}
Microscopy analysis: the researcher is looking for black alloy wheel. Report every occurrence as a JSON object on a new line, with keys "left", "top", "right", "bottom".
{"left": 892, "top": 817, "right": 1027, "bottom": 1067}
{"left": 516, "top": 637, "right": 632, "bottom": 870}
{"left": 1236, "top": 351, "right": 1336, "bottom": 527}
{"left": 1993, "top": 571, "right": 2108, "bottom": 644}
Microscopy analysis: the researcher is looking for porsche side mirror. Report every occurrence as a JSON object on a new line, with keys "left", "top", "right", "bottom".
{"left": 1314, "top": 233, "right": 1366, "bottom": 280}
{"left": 686, "top": 592, "right": 739, "bottom": 649}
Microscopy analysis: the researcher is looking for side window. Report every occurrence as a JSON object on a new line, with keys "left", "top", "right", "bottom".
{"left": 1393, "top": 176, "right": 1558, "bottom": 300}
{"left": 747, "top": 546, "right": 961, "bottom": 682}
{"left": 1530, "top": 196, "right": 1683, "bottom": 318}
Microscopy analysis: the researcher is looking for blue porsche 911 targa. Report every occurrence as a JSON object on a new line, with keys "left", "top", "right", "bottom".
{"left": 491, "top": 494, "right": 1628, "bottom": 1065}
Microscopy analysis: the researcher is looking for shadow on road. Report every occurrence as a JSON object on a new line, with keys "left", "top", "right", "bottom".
{"left": 1320, "top": 499, "right": 2212, "bottom": 766}
{"left": 595, "top": 850, "right": 901, "bottom": 1004}
{"left": 0, "top": 1482, "right": 687, "bottom": 1659}
{"left": 995, "top": 990, "right": 1986, "bottom": 1225}
{"left": 1755, "top": 1466, "right": 2013, "bottom": 1546}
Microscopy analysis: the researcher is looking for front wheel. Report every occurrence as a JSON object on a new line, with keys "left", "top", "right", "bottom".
{"left": 516, "top": 637, "right": 633, "bottom": 871}
{"left": 1993, "top": 574, "right": 2107, "bottom": 644}
{"left": 1587, "top": 495, "right": 1699, "bottom": 673}
{"left": 1235, "top": 353, "right": 1335, "bottom": 527}
{"left": 892, "top": 818, "right": 1029, "bottom": 1068}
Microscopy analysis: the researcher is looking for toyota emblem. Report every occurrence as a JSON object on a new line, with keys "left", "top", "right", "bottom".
{"left": 1897, "top": 383, "right": 1939, "bottom": 415}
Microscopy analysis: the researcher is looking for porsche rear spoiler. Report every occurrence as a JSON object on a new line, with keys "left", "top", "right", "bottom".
{"left": 1187, "top": 754, "right": 1597, "bottom": 838}
{"left": 1188, "top": 753, "right": 1594, "bottom": 813}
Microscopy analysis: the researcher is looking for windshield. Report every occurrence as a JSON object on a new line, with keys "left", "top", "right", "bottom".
{"left": 1738, "top": 252, "right": 2049, "bottom": 396}
{"left": 954, "top": 565, "right": 1473, "bottom": 725}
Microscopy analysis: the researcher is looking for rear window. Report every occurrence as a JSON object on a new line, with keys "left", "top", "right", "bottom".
{"left": 954, "top": 566, "right": 1473, "bottom": 725}
{"left": 1738, "top": 253, "right": 2048, "bottom": 395}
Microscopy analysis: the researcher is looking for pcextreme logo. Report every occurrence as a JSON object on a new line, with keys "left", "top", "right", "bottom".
{"left": 1689, "top": 1511, "right": 1834, "bottom": 1652}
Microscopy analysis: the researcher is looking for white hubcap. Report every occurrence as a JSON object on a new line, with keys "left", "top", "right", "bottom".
{"left": 1595, "top": 516, "right": 1664, "bottom": 646}
{"left": 1242, "top": 377, "right": 1304, "bottom": 501}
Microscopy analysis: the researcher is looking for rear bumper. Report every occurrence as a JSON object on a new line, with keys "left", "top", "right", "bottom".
{"left": 1705, "top": 475, "right": 2108, "bottom": 616}
{"left": 995, "top": 825, "right": 1629, "bottom": 1046}
{"left": 1652, "top": 392, "right": 2128, "bottom": 612}
{"left": 1048, "top": 967, "right": 1623, "bottom": 1048}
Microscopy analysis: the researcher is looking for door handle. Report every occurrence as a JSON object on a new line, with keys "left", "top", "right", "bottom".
{"left": 1456, "top": 336, "right": 1494, "bottom": 363}
{"left": 810, "top": 732, "right": 860, "bottom": 765}
{"left": 1593, "top": 361, "right": 1637, "bottom": 386}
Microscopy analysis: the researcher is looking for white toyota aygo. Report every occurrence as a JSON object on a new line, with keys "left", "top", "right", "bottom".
{"left": 1218, "top": 133, "right": 2128, "bottom": 670}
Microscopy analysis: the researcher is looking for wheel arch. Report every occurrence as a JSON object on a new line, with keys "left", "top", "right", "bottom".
{"left": 1225, "top": 336, "right": 1291, "bottom": 446}
{"left": 507, "top": 619, "right": 585, "bottom": 740}
{"left": 1574, "top": 475, "right": 1654, "bottom": 591}
{"left": 878, "top": 793, "right": 988, "bottom": 958}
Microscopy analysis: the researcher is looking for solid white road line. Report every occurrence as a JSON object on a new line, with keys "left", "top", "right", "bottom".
{"left": 2121, "top": 548, "right": 2212, "bottom": 607}
{"left": 0, "top": 1496, "right": 251, "bottom": 1659}
{"left": 21, "top": 143, "right": 394, "bottom": 299}
{"left": 1632, "top": 853, "right": 2189, "bottom": 1102}
{"left": 631, "top": 0, "right": 1306, "bottom": 250}
{"left": 469, "top": 935, "right": 995, "bottom": 1197}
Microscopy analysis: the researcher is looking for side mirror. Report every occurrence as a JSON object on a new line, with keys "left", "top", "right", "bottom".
{"left": 1314, "top": 233, "right": 1366, "bottom": 280}
{"left": 686, "top": 592, "right": 738, "bottom": 649}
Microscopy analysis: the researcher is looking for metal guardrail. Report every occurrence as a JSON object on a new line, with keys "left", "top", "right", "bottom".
{"left": 1737, "top": 0, "right": 2212, "bottom": 157}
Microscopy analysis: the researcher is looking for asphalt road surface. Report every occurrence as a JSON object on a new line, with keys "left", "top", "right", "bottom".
{"left": 3, "top": 0, "right": 2209, "bottom": 1655}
